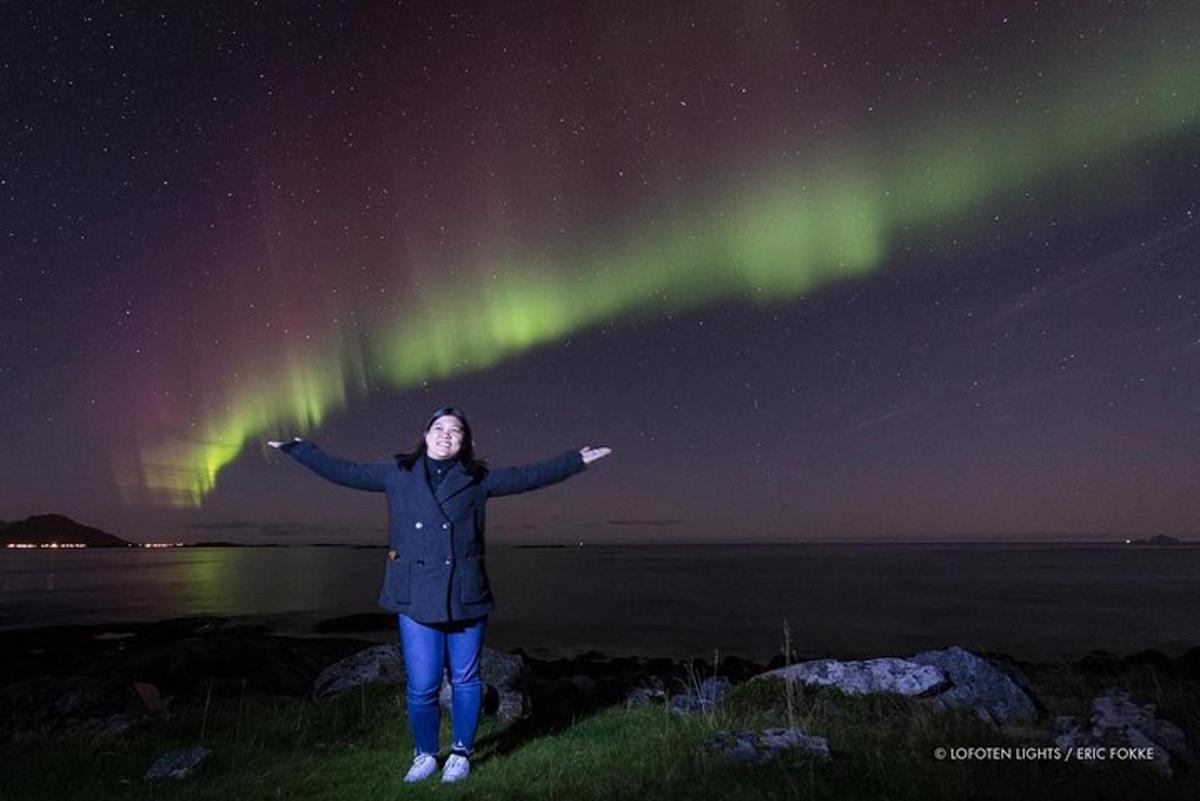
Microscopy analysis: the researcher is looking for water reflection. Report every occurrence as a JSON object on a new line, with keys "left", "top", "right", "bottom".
{"left": 1, "top": 544, "right": 1197, "bottom": 661}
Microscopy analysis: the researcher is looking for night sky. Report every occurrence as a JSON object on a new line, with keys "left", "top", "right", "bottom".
{"left": 2, "top": 1, "right": 1197, "bottom": 544}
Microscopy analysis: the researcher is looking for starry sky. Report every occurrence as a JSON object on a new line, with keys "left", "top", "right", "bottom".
{"left": 2, "top": 1, "right": 1197, "bottom": 544}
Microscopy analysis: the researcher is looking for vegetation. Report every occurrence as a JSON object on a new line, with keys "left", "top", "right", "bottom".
{"left": 1, "top": 660, "right": 1196, "bottom": 800}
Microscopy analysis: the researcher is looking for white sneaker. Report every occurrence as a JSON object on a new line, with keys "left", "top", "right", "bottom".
{"left": 441, "top": 754, "right": 471, "bottom": 783}
{"left": 403, "top": 753, "right": 439, "bottom": 783}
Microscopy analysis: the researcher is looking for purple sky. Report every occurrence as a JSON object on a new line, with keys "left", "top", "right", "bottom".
{"left": 2, "top": 1, "right": 1197, "bottom": 544}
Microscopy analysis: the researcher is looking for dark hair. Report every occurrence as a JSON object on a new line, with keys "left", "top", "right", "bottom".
{"left": 396, "top": 405, "right": 488, "bottom": 478}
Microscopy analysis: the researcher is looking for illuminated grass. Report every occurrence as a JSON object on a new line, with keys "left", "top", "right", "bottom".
{"left": 1, "top": 662, "right": 1196, "bottom": 800}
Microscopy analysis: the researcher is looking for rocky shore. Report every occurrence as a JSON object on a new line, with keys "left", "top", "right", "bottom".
{"left": 2, "top": 616, "right": 1196, "bottom": 781}
{"left": 0, "top": 615, "right": 770, "bottom": 734}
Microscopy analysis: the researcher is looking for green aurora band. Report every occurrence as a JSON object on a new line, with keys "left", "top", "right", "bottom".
{"left": 128, "top": 20, "right": 1200, "bottom": 507}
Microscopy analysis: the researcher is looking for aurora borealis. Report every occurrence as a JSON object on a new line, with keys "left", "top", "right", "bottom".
{"left": 2, "top": 1, "right": 1198, "bottom": 542}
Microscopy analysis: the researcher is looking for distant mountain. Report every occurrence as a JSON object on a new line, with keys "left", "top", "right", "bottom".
{"left": 0, "top": 514, "right": 134, "bottom": 547}
{"left": 1127, "top": 534, "right": 1192, "bottom": 545}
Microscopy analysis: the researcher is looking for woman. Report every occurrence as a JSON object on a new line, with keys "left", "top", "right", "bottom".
{"left": 268, "top": 405, "right": 610, "bottom": 784}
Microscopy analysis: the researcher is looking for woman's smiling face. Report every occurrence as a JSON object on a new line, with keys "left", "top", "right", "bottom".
{"left": 425, "top": 414, "right": 465, "bottom": 460}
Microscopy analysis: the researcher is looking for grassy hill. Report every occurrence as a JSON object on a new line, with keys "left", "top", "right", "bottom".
{"left": 1, "top": 659, "right": 1194, "bottom": 800}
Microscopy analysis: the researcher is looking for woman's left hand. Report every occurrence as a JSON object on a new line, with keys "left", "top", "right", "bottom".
{"left": 579, "top": 446, "right": 612, "bottom": 464}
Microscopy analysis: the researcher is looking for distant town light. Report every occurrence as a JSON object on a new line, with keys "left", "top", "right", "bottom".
{"left": 4, "top": 541, "right": 185, "bottom": 549}
{"left": 4, "top": 543, "right": 89, "bottom": 549}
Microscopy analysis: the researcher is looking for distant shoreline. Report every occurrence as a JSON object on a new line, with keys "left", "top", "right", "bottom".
{"left": 3, "top": 539, "right": 1197, "bottom": 550}
{"left": 4, "top": 515, "right": 1196, "bottom": 549}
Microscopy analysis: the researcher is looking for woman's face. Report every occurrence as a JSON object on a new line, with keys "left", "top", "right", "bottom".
{"left": 425, "top": 414, "right": 465, "bottom": 460}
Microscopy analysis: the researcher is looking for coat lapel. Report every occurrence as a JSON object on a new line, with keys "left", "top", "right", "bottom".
{"left": 435, "top": 461, "right": 474, "bottom": 505}
{"left": 402, "top": 461, "right": 443, "bottom": 518}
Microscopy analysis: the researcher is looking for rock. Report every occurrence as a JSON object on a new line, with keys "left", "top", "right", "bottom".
{"left": 517, "top": 675, "right": 589, "bottom": 721}
{"left": 494, "top": 684, "right": 531, "bottom": 721}
{"left": 1052, "top": 715, "right": 1080, "bottom": 736}
{"left": 909, "top": 646, "right": 1038, "bottom": 725}
{"left": 312, "top": 613, "right": 397, "bottom": 634}
{"left": 699, "top": 728, "right": 830, "bottom": 765}
{"left": 719, "top": 656, "right": 770, "bottom": 683}
{"left": 765, "top": 653, "right": 789, "bottom": 671}
{"left": 643, "top": 657, "right": 679, "bottom": 676}
{"left": 436, "top": 679, "right": 504, "bottom": 717}
{"left": 756, "top": 658, "right": 947, "bottom": 698}
{"left": 1176, "top": 646, "right": 1200, "bottom": 680}
{"left": 0, "top": 675, "right": 137, "bottom": 738}
{"left": 697, "top": 676, "right": 732, "bottom": 701}
{"left": 670, "top": 676, "right": 731, "bottom": 715}
{"left": 145, "top": 747, "right": 212, "bottom": 781}
{"left": 315, "top": 644, "right": 529, "bottom": 721}
{"left": 1075, "top": 651, "right": 1122, "bottom": 677}
{"left": 566, "top": 674, "right": 598, "bottom": 696}
{"left": 134, "top": 682, "right": 170, "bottom": 714}
{"left": 1122, "top": 649, "right": 1173, "bottom": 671}
{"left": 85, "top": 712, "right": 135, "bottom": 737}
{"left": 622, "top": 674, "right": 667, "bottom": 707}
{"left": 604, "top": 655, "right": 644, "bottom": 676}
{"left": 0, "top": 621, "right": 395, "bottom": 702}
{"left": 135, "top": 634, "right": 366, "bottom": 698}
{"left": 312, "top": 644, "right": 406, "bottom": 703}
{"left": 669, "top": 694, "right": 705, "bottom": 715}
{"left": 1053, "top": 688, "right": 1193, "bottom": 778}
{"left": 436, "top": 647, "right": 528, "bottom": 721}
{"left": 478, "top": 647, "right": 525, "bottom": 689}
{"left": 625, "top": 686, "right": 667, "bottom": 707}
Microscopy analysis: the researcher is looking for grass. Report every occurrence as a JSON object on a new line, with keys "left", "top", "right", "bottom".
{"left": 0, "top": 660, "right": 1196, "bottom": 801}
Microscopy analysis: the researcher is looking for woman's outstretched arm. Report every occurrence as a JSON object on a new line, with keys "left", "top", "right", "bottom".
{"left": 268, "top": 437, "right": 390, "bottom": 492}
{"left": 484, "top": 446, "right": 611, "bottom": 497}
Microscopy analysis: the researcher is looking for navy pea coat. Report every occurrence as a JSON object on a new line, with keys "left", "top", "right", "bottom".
{"left": 280, "top": 440, "right": 586, "bottom": 623}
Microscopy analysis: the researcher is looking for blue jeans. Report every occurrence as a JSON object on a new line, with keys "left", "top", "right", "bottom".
{"left": 398, "top": 613, "right": 487, "bottom": 757}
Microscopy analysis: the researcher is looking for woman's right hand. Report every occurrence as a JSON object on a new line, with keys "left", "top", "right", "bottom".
{"left": 267, "top": 436, "right": 303, "bottom": 449}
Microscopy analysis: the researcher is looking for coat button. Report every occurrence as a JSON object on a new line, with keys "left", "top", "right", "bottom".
{"left": 441, "top": 522, "right": 450, "bottom": 530}
{"left": 387, "top": 550, "right": 398, "bottom": 561}
{"left": 444, "top": 557, "right": 452, "bottom": 566}
{"left": 414, "top": 521, "right": 423, "bottom": 529}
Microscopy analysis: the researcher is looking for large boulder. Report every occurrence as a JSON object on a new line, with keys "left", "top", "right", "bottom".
{"left": 699, "top": 728, "right": 831, "bottom": 765}
{"left": 910, "top": 646, "right": 1039, "bottom": 725}
{"left": 437, "top": 648, "right": 528, "bottom": 721}
{"left": 312, "top": 644, "right": 407, "bottom": 703}
{"left": 1054, "top": 688, "right": 1193, "bottom": 778}
{"left": 755, "top": 658, "right": 947, "bottom": 697}
{"left": 314, "top": 644, "right": 529, "bottom": 721}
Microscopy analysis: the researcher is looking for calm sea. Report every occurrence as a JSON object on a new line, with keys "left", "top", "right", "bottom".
{"left": 1, "top": 544, "right": 1196, "bottom": 662}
